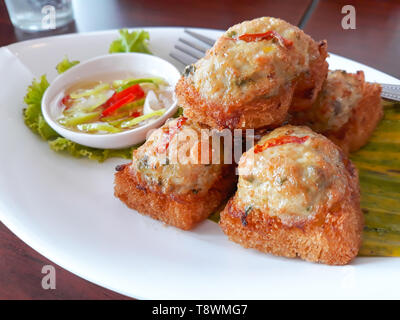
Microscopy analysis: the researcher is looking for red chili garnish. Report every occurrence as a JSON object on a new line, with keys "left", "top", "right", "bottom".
{"left": 157, "top": 117, "right": 188, "bottom": 152}
{"left": 100, "top": 84, "right": 145, "bottom": 114}
{"left": 254, "top": 135, "right": 309, "bottom": 154}
{"left": 101, "top": 93, "right": 137, "bottom": 117}
{"left": 237, "top": 31, "right": 293, "bottom": 48}
{"left": 131, "top": 111, "right": 141, "bottom": 118}
{"left": 61, "top": 95, "right": 70, "bottom": 105}
{"left": 113, "top": 84, "right": 144, "bottom": 103}
{"left": 176, "top": 116, "right": 187, "bottom": 128}
{"left": 101, "top": 84, "right": 145, "bottom": 117}
{"left": 61, "top": 94, "right": 73, "bottom": 109}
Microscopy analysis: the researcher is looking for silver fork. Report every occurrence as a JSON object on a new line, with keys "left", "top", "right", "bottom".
{"left": 169, "top": 29, "right": 400, "bottom": 102}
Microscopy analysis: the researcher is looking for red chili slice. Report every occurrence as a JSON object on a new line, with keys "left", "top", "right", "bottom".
{"left": 238, "top": 31, "right": 293, "bottom": 48}
{"left": 157, "top": 117, "right": 188, "bottom": 152}
{"left": 101, "top": 84, "right": 145, "bottom": 117}
{"left": 114, "top": 84, "right": 144, "bottom": 102}
{"left": 101, "top": 93, "right": 137, "bottom": 117}
{"left": 254, "top": 135, "right": 309, "bottom": 154}
{"left": 61, "top": 94, "right": 73, "bottom": 109}
{"left": 100, "top": 84, "right": 145, "bottom": 111}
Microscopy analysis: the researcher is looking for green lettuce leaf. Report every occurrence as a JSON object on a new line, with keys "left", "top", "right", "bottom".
{"left": 56, "top": 56, "right": 80, "bottom": 74}
{"left": 49, "top": 137, "right": 134, "bottom": 163}
{"left": 109, "top": 29, "right": 152, "bottom": 54}
{"left": 23, "top": 75, "right": 59, "bottom": 140}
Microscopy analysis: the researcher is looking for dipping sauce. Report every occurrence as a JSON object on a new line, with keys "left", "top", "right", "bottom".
{"left": 56, "top": 75, "right": 174, "bottom": 134}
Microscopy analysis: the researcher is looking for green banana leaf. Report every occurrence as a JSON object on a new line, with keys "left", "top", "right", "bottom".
{"left": 354, "top": 100, "right": 400, "bottom": 256}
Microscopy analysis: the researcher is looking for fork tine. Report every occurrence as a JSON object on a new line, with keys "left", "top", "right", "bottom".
{"left": 380, "top": 83, "right": 400, "bottom": 102}
{"left": 169, "top": 52, "right": 195, "bottom": 66}
{"left": 178, "top": 38, "right": 208, "bottom": 53}
{"left": 184, "top": 29, "right": 216, "bottom": 46}
{"left": 174, "top": 44, "right": 203, "bottom": 60}
{"left": 381, "top": 92, "right": 400, "bottom": 101}
{"left": 381, "top": 83, "right": 400, "bottom": 91}
{"left": 169, "top": 29, "right": 216, "bottom": 67}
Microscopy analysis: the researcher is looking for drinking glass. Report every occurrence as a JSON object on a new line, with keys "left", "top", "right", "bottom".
{"left": 5, "top": 0, "right": 74, "bottom": 32}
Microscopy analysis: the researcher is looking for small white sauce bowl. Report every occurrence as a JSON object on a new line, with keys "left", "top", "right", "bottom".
{"left": 42, "top": 53, "right": 181, "bottom": 149}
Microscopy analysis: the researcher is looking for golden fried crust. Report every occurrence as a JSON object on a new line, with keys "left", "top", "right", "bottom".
{"left": 326, "top": 81, "right": 383, "bottom": 154}
{"left": 290, "top": 41, "right": 329, "bottom": 111}
{"left": 176, "top": 77, "right": 294, "bottom": 130}
{"left": 219, "top": 152, "right": 363, "bottom": 265}
{"left": 114, "top": 164, "right": 237, "bottom": 230}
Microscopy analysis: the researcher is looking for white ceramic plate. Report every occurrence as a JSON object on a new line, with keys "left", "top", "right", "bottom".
{"left": 0, "top": 27, "right": 399, "bottom": 300}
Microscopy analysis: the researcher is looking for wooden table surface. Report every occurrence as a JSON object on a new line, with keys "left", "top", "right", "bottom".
{"left": 0, "top": 0, "right": 399, "bottom": 300}
{"left": 304, "top": 0, "right": 400, "bottom": 78}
